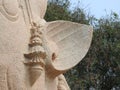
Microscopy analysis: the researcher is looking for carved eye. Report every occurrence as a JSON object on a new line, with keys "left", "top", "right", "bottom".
{"left": 0, "top": 0, "right": 19, "bottom": 21}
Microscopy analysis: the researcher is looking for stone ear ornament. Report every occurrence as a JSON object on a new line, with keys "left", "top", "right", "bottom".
{"left": 23, "top": 20, "right": 93, "bottom": 87}
{"left": 45, "top": 21, "right": 93, "bottom": 76}
{"left": 0, "top": 0, "right": 19, "bottom": 21}
{"left": 24, "top": 21, "right": 47, "bottom": 85}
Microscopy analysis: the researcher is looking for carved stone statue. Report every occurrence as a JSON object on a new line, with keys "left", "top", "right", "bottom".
{"left": 0, "top": 0, "right": 93, "bottom": 90}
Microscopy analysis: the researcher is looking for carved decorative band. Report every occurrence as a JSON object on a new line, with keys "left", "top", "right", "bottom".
{"left": 29, "top": 43, "right": 42, "bottom": 47}
{"left": 24, "top": 52, "right": 46, "bottom": 59}
{"left": 24, "top": 52, "right": 46, "bottom": 67}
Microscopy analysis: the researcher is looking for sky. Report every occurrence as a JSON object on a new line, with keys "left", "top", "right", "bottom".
{"left": 70, "top": 0, "right": 120, "bottom": 18}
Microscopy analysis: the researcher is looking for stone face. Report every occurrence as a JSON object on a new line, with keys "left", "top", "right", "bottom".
{"left": 0, "top": 0, "right": 93, "bottom": 90}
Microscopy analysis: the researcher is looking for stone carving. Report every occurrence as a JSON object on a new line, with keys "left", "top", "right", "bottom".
{"left": 24, "top": 22, "right": 46, "bottom": 85}
{"left": 0, "top": 0, "right": 93, "bottom": 90}
{"left": 57, "top": 75, "right": 70, "bottom": 90}
{"left": 0, "top": 0, "right": 19, "bottom": 21}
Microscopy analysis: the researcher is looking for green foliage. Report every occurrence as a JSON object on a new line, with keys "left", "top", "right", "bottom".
{"left": 45, "top": 0, "right": 71, "bottom": 21}
{"left": 78, "top": 12, "right": 120, "bottom": 90}
{"left": 45, "top": 0, "right": 120, "bottom": 89}
{"left": 90, "top": 13, "right": 120, "bottom": 90}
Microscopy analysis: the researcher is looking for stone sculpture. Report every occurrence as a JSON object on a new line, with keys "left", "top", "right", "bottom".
{"left": 0, "top": 0, "right": 93, "bottom": 90}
